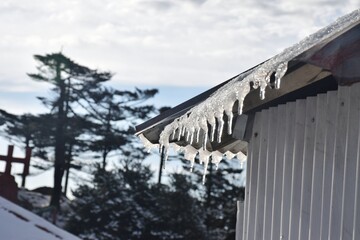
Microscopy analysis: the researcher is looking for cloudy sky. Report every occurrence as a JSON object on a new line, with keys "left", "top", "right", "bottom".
{"left": 0, "top": 0, "right": 359, "bottom": 114}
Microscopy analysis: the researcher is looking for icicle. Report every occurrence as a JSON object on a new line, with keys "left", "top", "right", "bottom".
{"left": 203, "top": 132, "right": 208, "bottom": 150}
{"left": 171, "top": 128, "right": 176, "bottom": 140}
{"left": 184, "top": 145, "right": 198, "bottom": 159}
{"left": 181, "top": 125, "right": 186, "bottom": 137}
{"left": 236, "top": 151, "right": 247, "bottom": 162}
{"left": 138, "top": 134, "right": 158, "bottom": 153}
{"left": 238, "top": 100, "right": 243, "bottom": 115}
{"left": 259, "top": 81, "right": 267, "bottom": 100}
{"left": 184, "top": 145, "right": 198, "bottom": 172}
{"left": 216, "top": 115, "right": 224, "bottom": 143}
{"left": 236, "top": 151, "right": 247, "bottom": 169}
{"left": 185, "top": 130, "right": 190, "bottom": 142}
{"left": 198, "top": 149, "right": 211, "bottom": 184}
{"left": 199, "top": 149, "right": 210, "bottom": 163}
{"left": 158, "top": 125, "right": 173, "bottom": 166}
{"left": 265, "top": 70, "right": 272, "bottom": 83}
{"left": 225, "top": 151, "right": 236, "bottom": 160}
{"left": 198, "top": 118, "right": 209, "bottom": 150}
{"left": 195, "top": 127, "right": 200, "bottom": 143}
{"left": 260, "top": 88, "right": 265, "bottom": 100}
{"left": 227, "top": 111, "right": 233, "bottom": 135}
{"left": 190, "top": 158, "right": 195, "bottom": 172}
{"left": 171, "top": 120, "right": 180, "bottom": 140}
{"left": 209, "top": 119, "right": 216, "bottom": 142}
{"left": 201, "top": 105, "right": 216, "bottom": 142}
{"left": 189, "top": 130, "right": 194, "bottom": 145}
{"left": 221, "top": 91, "right": 236, "bottom": 136}
{"left": 177, "top": 126, "right": 182, "bottom": 141}
{"left": 211, "top": 151, "right": 223, "bottom": 170}
{"left": 275, "top": 62, "right": 288, "bottom": 89}
{"left": 170, "top": 143, "right": 182, "bottom": 152}
{"left": 165, "top": 148, "right": 169, "bottom": 162}
{"left": 162, "top": 147, "right": 169, "bottom": 165}
{"left": 202, "top": 158, "right": 209, "bottom": 184}
{"left": 236, "top": 82, "right": 250, "bottom": 115}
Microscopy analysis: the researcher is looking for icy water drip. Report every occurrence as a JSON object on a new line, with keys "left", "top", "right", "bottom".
{"left": 139, "top": 134, "right": 159, "bottom": 153}
{"left": 198, "top": 149, "right": 211, "bottom": 184}
{"left": 211, "top": 151, "right": 223, "bottom": 170}
{"left": 140, "top": 9, "right": 360, "bottom": 182}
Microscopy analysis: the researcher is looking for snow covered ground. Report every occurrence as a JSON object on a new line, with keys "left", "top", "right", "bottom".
{"left": 0, "top": 196, "right": 79, "bottom": 240}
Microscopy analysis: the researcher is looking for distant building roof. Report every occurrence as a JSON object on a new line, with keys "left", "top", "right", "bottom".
{"left": 0, "top": 196, "right": 79, "bottom": 240}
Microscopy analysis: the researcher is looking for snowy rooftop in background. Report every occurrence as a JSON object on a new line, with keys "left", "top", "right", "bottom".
{"left": 0, "top": 196, "right": 79, "bottom": 240}
{"left": 137, "top": 9, "right": 360, "bottom": 181}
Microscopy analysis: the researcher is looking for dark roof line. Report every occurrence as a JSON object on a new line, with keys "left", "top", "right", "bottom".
{"left": 135, "top": 67, "right": 253, "bottom": 135}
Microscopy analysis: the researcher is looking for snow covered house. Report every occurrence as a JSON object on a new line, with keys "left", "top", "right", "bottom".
{"left": 136, "top": 10, "right": 360, "bottom": 240}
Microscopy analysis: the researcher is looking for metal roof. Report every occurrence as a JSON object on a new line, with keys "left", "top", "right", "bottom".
{"left": 136, "top": 13, "right": 360, "bottom": 157}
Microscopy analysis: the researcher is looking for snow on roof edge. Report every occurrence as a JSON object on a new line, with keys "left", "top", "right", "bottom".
{"left": 139, "top": 9, "right": 360, "bottom": 182}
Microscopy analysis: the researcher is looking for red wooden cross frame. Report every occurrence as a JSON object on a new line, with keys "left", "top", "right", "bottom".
{"left": 0, "top": 145, "right": 32, "bottom": 187}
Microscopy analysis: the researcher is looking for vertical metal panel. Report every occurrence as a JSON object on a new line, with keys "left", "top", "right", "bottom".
{"left": 270, "top": 104, "right": 286, "bottom": 240}
{"left": 240, "top": 83, "right": 360, "bottom": 240}
{"left": 262, "top": 107, "right": 278, "bottom": 240}
{"left": 242, "top": 138, "right": 252, "bottom": 240}
{"left": 254, "top": 109, "right": 269, "bottom": 240}
{"left": 320, "top": 91, "right": 338, "bottom": 240}
{"left": 243, "top": 134, "right": 253, "bottom": 240}
{"left": 329, "top": 86, "right": 351, "bottom": 240}
{"left": 236, "top": 201, "right": 244, "bottom": 240}
{"left": 308, "top": 94, "right": 327, "bottom": 240}
{"left": 280, "top": 101, "right": 296, "bottom": 240}
{"left": 341, "top": 83, "right": 360, "bottom": 239}
{"left": 288, "top": 99, "right": 306, "bottom": 240}
{"left": 353, "top": 97, "right": 360, "bottom": 240}
{"left": 299, "top": 96, "right": 317, "bottom": 240}
{"left": 245, "top": 111, "right": 262, "bottom": 240}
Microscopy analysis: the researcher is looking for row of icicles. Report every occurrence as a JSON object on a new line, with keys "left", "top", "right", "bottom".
{"left": 139, "top": 9, "right": 360, "bottom": 183}
{"left": 155, "top": 59, "right": 287, "bottom": 184}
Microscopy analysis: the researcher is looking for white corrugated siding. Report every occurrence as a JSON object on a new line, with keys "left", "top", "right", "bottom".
{"left": 238, "top": 82, "right": 360, "bottom": 240}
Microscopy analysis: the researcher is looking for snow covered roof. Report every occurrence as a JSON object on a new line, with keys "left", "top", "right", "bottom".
{"left": 0, "top": 196, "right": 80, "bottom": 240}
{"left": 136, "top": 10, "right": 360, "bottom": 181}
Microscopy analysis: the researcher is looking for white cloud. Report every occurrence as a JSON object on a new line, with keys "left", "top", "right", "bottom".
{"left": 0, "top": 0, "right": 359, "bottom": 93}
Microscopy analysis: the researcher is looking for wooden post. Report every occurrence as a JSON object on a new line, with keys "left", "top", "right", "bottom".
{"left": 21, "top": 147, "right": 32, "bottom": 188}
{"left": 4, "top": 145, "right": 14, "bottom": 175}
{"left": 0, "top": 145, "right": 17, "bottom": 202}
{"left": 0, "top": 145, "right": 32, "bottom": 188}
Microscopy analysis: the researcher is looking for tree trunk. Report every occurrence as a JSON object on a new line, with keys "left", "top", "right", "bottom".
{"left": 63, "top": 143, "right": 73, "bottom": 197}
{"left": 102, "top": 150, "right": 108, "bottom": 170}
{"left": 101, "top": 106, "right": 112, "bottom": 169}
{"left": 50, "top": 61, "right": 66, "bottom": 213}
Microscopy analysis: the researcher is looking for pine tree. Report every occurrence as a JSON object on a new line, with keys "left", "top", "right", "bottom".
{"left": 0, "top": 110, "right": 37, "bottom": 148}
{"left": 84, "top": 87, "right": 158, "bottom": 169}
{"left": 0, "top": 111, "right": 56, "bottom": 170}
{"left": 66, "top": 159, "right": 156, "bottom": 240}
{"left": 143, "top": 173, "right": 207, "bottom": 240}
{"left": 28, "top": 52, "right": 112, "bottom": 212}
{"left": 66, "top": 164, "right": 207, "bottom": 240}
{"left": 184, "top": 157, "right": 244, "bottom": 240}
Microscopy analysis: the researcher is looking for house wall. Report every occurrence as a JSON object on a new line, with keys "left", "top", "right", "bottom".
{"left": 238, "top": 82, "right": 360, "bottom": 240}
